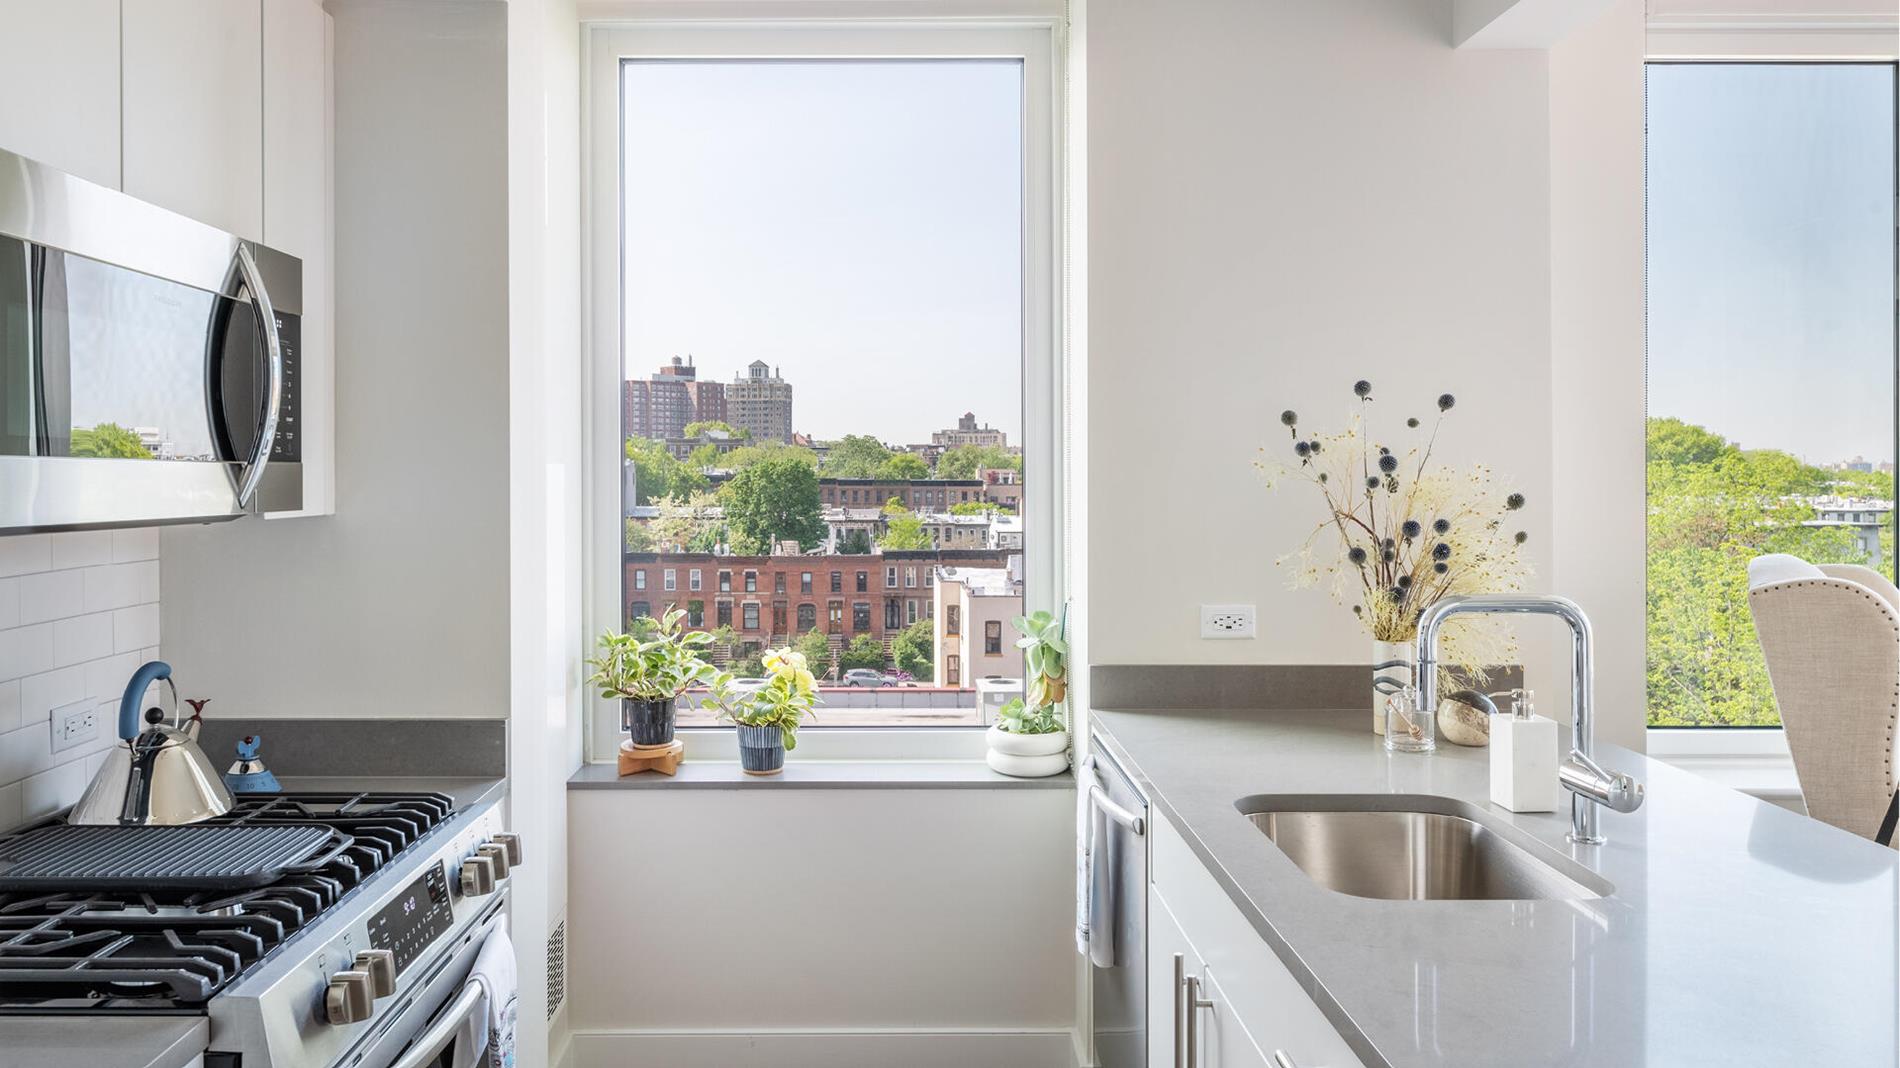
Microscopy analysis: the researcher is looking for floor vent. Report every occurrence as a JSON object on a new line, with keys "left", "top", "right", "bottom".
{"left": 546, "top": 920, "right": 567, "bottom": 1021}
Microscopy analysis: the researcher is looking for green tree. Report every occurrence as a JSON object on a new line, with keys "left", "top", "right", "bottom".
{"left": 822, "top": 435, "right": 893, "bottom": 478}
{"left": 683, "top": 420, "right": 748, "bottom": 440}
{"left": 949, "top": 500, "right": 1008, "bottom": 516}
{"left": 724, "top": 442, "right": 819, "bottom": 470}
{"left": 794, "top": 629, "right": 834, "bottom": 681}
{"left": 625, "top": 437, "right": 707, "bottom": 504}
{"left": 650, "top": 491, "right": 722, "bottom": 553}
{"left": 892, "top": 619, "right": 934, "bottom": 680}
{"left": 1645, "top": 417, "right": 1736, "bottom": 467}
{"left": 624, "top": 520, "right": 656, "bottom": 552}
{"left": 933, "top": 444, "right": 1019, "bottom": 480}
{"left": 879, "top": 509, "right": 932, "bottom": 551}
{"left": 68, "top": 422, "right": 153, "bottom": 460}
{"left": 877, "top": 453, "right": 930, "bottom": 481}
{"left": 840, "top": 634, "right": 886, "bottom": 672}
{"left": 687, "top": 443, "right": 721, "bottom": 470}
{"left": 836, "top": 529, "right": 873, "bottom": 555}
{"left": 720, "top": 455, "right": 825, "bottom": 554}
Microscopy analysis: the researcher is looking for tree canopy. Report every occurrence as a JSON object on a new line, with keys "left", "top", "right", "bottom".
{"left": 683, "top": 420, "right": 747, "bottom": 440}
{"left": 821, "top": 435, "right": 894, "bottom": 479}
{"left": 720, "top": 454, "right": 825, "bottom": 554}
{"left": 877, "top": 453, "right": 931, "bottom": 481}
{"left": 723, "top": 442, "right": 818, "bottom": 471}
{"left": 835, "top": 529, "right": 873, "bottom": 555}
{"left": 840, "top": 634, "right": 887, "bottom": 672}
{"left": 625, "top": 437, "right": 707, "bottom": 503}
{"left": 892, "top": 619, "right": 933, "bottom": 680}
{"left": 933, "top": 444, "right": 1019, "bottom": 481}
{"left": 879, "top": 509, "right": 932, "bottom": 551}
{"left": 794, "top": 629, "right": 834, "bottom": 680}
{"left": 69, "top": 423, "right": 153, "bottom": 460}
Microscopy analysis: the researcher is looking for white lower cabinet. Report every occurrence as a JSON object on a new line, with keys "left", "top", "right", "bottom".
{"left": 1149, "top": 812, "right": 1370, "bottom": 1068}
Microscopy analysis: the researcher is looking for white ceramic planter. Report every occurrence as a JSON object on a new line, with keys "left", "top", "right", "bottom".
{"left": 985, "top": 725, "right": 1069, "bottom": 778}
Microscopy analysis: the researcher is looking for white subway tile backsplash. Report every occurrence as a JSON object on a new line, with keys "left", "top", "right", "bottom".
{"left": 0, "top": 531, "right": 158, "bottom": 831}
{"left": 111, "top": 528, "right": 160, "bottom": 563}
{"left": 23, "top": 761, "right": 87, "bottom": 822}
{"left": 20, "top": 568, "right": 85, "bottom": 624}
{"left": 0, "top": 536, "right": 51, "bottom": 579}
{"left": 50, "top": 531, "right": 113, "bottom": 570}
{"left": 0, "top": 624, "right": 54, "bottom": 682}
{"left": 114, "top": 604, "right": 161, "bottom": 655}
{"left": 20, "top": 666, "right": 86, "bottom": 726}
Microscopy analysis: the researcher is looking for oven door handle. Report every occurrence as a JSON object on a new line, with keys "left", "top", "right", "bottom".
{"left": 231, "top": 243, "right": 283, "bottom": 510}
{"left": 389, "top": 980, "right": 486, "bottom": 1068}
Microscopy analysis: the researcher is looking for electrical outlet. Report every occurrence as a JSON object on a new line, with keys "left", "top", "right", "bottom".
{"left": 52, "top": 703, "right": 99, "bottom": 753}
{"left": 1200, "top": 604, "right": 1256, "bottom": 639}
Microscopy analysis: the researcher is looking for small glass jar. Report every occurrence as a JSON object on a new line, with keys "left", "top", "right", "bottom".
{"left": 1383, "top": 684, "right": 1436, "bottom": 753}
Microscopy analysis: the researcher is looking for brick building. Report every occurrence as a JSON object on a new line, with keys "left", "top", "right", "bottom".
{"left": 820, "top": 477, "right": 987, "bottom": 511}
{"left": 624, "top": 548, "right": 1013, "bottom": 670}
{"left": 624, "top": 356, "right": 725, "bottom": 440}
{"left": 728, "top": 360, "right": 794, "bottom": 442}
{"left": 931, "top": 411, "right": 1008, "bottom": 450}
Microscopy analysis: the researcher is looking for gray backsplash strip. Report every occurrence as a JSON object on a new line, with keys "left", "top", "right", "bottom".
{"left": 1090, "top": 664, "right": 1523, "bottom": 711}
{"left": 196, "top": 719, "right": 506, "bottom": 778}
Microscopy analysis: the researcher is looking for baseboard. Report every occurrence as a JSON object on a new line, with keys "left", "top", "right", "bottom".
{"left": 569, "top": 1028, "right": 1076, "bottom": 1067}
{"left": 551, "top": 1032, "right": 577, "bottom": 1068}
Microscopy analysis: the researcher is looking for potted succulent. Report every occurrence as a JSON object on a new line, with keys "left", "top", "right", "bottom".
{"left": 586, "top": 606, "right": 718, "bottom": 747}
{"left": 705, "top": 648, "right": 818, "bottom": 776}
{"left": 986, "top": 609, "right": 1070, "bottom": 778}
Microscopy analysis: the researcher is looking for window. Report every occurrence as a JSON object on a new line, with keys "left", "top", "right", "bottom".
{"left": 985, "top": 620, "right": 1002, "bottom": 655}
{"left": 630, "top": 601, "right": 651, "bottom": 620}
{"left": 633, "top": 569, "right": 647, "bottom": 590}
{"left": 945, "top": 604, "right": 960, "bottom": 636}
{"left": 1644, "top": 63, "right": 1898, "bottom": 729}
{"left": 744, "top": 571, "right": 758, "bottom": 593}
{"left": 775, "top": 572, "right": 786, "bottom": 595}
{"left": 661, "top": 569, "right": 674, "bottom": 591}
{"left": 687, "top": 600, "right": 704, "bottom": 627}
{"left": 597, "top": 22, "right": 1057, "bottom": 754}
{"left": 907, "top": 599, "right": 919, "bottom": 624}
{"left": 946, "top": 654, "right": 960, "bottom": 686}
{"left": 689, "top": 569, "right": 702, "bottom": 592}
{"left": 717, "top": 600, "right": 732, "bottom": 627}
{"left": 743, "top": 603, "right": 760, "bottom": 630}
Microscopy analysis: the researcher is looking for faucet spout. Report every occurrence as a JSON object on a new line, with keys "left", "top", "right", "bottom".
{"left": 1412, "top": 594, "right": 1641, "bottom": 844}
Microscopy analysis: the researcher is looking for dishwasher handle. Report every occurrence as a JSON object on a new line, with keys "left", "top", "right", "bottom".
{"left": 1088, "top": 784, "right": 1145, "bottom": 837}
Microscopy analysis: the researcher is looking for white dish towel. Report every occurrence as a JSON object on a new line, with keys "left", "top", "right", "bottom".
{"left": 466, "top": 921, "right": 518, "bottom": 1068}
{"left": 1075, "top": 757, "right": 1116, "bottom": 968}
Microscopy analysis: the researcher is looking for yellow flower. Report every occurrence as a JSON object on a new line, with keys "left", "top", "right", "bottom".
{"left": 793, "top": 667, "right": 816, "bottom": 695}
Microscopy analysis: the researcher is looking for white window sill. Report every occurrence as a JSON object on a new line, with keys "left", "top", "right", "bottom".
{"left": 568, "top": 761, "right": 1072, "bottom": 790}
{"left": 1647, "top": 727, "right": 1802, "bottom": 801}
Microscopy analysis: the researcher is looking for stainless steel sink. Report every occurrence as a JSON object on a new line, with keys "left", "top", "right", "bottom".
{"left": 1238, "top": 799, "right": 1612, "bottom": 901}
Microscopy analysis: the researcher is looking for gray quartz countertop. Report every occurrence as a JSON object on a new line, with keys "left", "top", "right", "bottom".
{"left": 1090, "top": 706, "right": 1899, "bottom": 1068}
{"left": 271, "top": 775, "right": 505, "bottom": 811}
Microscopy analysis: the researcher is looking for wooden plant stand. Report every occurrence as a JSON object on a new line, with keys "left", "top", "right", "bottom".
{"left": 617, "top": 739, "right": 685, "bottom": 776}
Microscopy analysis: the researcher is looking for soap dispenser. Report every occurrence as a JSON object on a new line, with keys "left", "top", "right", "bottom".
{"left": 1489, "top": 689, "right": 1557, "bottom": 813}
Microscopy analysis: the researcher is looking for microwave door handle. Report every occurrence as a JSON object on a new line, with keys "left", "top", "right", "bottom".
{"left": 231, "top": 244, "right": 282, "bottom": 509}
{"left": 390, "top": 980, "right": 487, "bottom": 1068}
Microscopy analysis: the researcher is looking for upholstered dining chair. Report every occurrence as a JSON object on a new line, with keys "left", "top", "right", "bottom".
{"left": 1747, "top": 554, "right": 1900, "bottom": 848}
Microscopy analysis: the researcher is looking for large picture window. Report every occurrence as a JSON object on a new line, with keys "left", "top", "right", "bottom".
{"left": 1645, "top": 62, "right": 1899, "bottom": 728}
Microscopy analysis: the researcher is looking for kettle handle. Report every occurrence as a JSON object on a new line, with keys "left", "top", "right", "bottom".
{"left": 119, "top": 661, "right": 172, "bottom": 741}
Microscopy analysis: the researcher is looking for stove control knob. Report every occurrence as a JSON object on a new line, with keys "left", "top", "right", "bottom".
{"left": 353, "top": 949, "right": 397, "bottom": 998}
{"left": 325, "top": 969, "right": 373, "bottom": 1025}
{"left": 478, "top": 842, "right": 511, "bottom": 880}
{"left": 493, "top": 832, "right": 523, "bottom": 866}
{"left": 459, "top": 855, "right": 497, "bottom": 897}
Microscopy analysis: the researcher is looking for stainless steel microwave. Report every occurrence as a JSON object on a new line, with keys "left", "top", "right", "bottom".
{"left": 0, "top": 147, "right": 301, "bottom": 533}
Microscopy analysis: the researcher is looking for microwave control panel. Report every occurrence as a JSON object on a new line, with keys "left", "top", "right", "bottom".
{"left": 270, "top": 312, "right": 302, "bottom": 463}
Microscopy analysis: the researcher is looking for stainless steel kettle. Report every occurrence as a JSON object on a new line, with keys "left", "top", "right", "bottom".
{"left": 69, "top": 661, "right": 234, "bottom": 826}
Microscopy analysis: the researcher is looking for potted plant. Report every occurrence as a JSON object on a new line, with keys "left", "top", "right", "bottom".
{"left": 986, "top": 609, "right": 1070, "bottom": 777}
{"left": 586, "top": 606, "right": 717, "bottom": 747}
{"left": 1261, "top": 381, "right": 1532, "bottom": 740}
{"left": 705, "top": 648, "right": 819, "bottom": 776}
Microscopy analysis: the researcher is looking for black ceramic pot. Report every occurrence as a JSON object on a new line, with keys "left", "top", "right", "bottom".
{"left": 624, "top": 697, "right": 677, "bottom": 747}
{"left": 736, "top": 723, "right": 786, "bottom": 775}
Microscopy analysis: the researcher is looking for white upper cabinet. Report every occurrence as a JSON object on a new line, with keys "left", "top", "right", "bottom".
{"left": 123, "top": 0, "right": 264, "bottom": 239}
{"left": 0, "top": 0, "right": 121, "bottom": 186}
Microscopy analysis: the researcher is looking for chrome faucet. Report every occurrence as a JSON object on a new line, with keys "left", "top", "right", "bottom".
{"left": 1413, "top": 594, "right": 1644, "bottom": 844}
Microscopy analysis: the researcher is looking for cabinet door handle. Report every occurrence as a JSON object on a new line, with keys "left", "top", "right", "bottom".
{"left": 1172, "top": 953, "right": 1186, "bottom": 1068}
{"left": 1271, "top": 1052, "right": 1301, "bottom": 1068}
{"left": 1183, "top": 973, "right": 1214, "bottom": 1065}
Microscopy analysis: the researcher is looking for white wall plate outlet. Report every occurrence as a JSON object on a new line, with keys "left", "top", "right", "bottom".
{"left": 1200, "top": 604, "right": 1256, "bottom": 639}
{"left": 52, "top": 702, "right": 100, "bottom": 753}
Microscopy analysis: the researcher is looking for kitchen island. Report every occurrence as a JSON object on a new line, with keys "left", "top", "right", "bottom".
{"left": 1092, "top": 705, "right": 1898, "bottom": 1068}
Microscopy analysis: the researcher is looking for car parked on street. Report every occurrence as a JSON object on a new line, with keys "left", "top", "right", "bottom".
{"left": 843, "top": 668, "right": 897, "bottom": 688}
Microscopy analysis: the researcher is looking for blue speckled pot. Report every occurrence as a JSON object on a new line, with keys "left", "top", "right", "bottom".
{"left": 736, "top": 724, "right": 785, "bottom": 775}
{"left": 623, "top": 698, "right": 677, "bottom": 747}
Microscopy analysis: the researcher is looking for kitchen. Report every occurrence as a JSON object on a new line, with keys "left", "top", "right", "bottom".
{"left": 0, "top": 1, "right": 1896, "bottom": 1067}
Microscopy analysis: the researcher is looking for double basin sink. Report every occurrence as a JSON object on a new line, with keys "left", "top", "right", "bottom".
{"left": 1238, "top": 796, "right": 1614, "bottom": 901}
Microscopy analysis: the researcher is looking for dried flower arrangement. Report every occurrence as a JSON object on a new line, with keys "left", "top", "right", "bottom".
{"left": 1258, "top": 380, "right": 1533, "bottom": 683}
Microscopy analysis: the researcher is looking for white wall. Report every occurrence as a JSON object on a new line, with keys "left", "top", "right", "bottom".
{"left": 0, "top": 532, "right": 162, "bottom": 831}
{"left": 1549, "top": 0, "right": 1647, "bottom": 751}
{"left": 161, "top": 0, "right": 512, "bottom": 720}
{"left": 566, "top": 787, "right": 1077, "bottom": 1065}
{"left": 1085, "top": 0, "right": 1558, "bottom": 676}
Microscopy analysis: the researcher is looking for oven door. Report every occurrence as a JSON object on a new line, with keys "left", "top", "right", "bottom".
{"left": 350, "top": 897, "right": 506, "bottom": 1068}
{"left": 0, "top": 148, "right": 302, "bottom": 532}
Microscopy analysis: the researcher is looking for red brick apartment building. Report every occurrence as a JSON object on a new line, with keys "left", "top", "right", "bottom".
{"left": 625, "top": 548, "right": 1012, "bottom": 656}
{"left": 819, "top": 478, "right": 988, "bottom": 511}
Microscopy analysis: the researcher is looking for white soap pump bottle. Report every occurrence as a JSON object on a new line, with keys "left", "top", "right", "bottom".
{"left": 1489, "top": 688, "right": 1558, "bottom": 813}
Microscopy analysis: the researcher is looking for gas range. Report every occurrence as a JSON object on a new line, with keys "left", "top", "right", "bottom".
{"left": 0, "top": 790, "right": 515, "bottom": 1068}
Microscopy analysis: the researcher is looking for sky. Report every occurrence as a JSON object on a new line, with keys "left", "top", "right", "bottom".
{"left": 621, "top": 59, "right": 1024, "bottom": 445}
{"left": 1646, "top": 63, "right": 1898, "bottom": 467}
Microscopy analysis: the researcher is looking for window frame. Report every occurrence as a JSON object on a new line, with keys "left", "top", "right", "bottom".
{"left": 583, "top": 18, "right": 1066, "bottom": 763}
{"left": 1639, "top": 42, "right": 1900, "bottom": 771}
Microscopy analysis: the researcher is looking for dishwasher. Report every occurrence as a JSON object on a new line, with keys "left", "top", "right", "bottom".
{"left": 1087, "top": 747, "right": 1149, "bottom": 1068}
